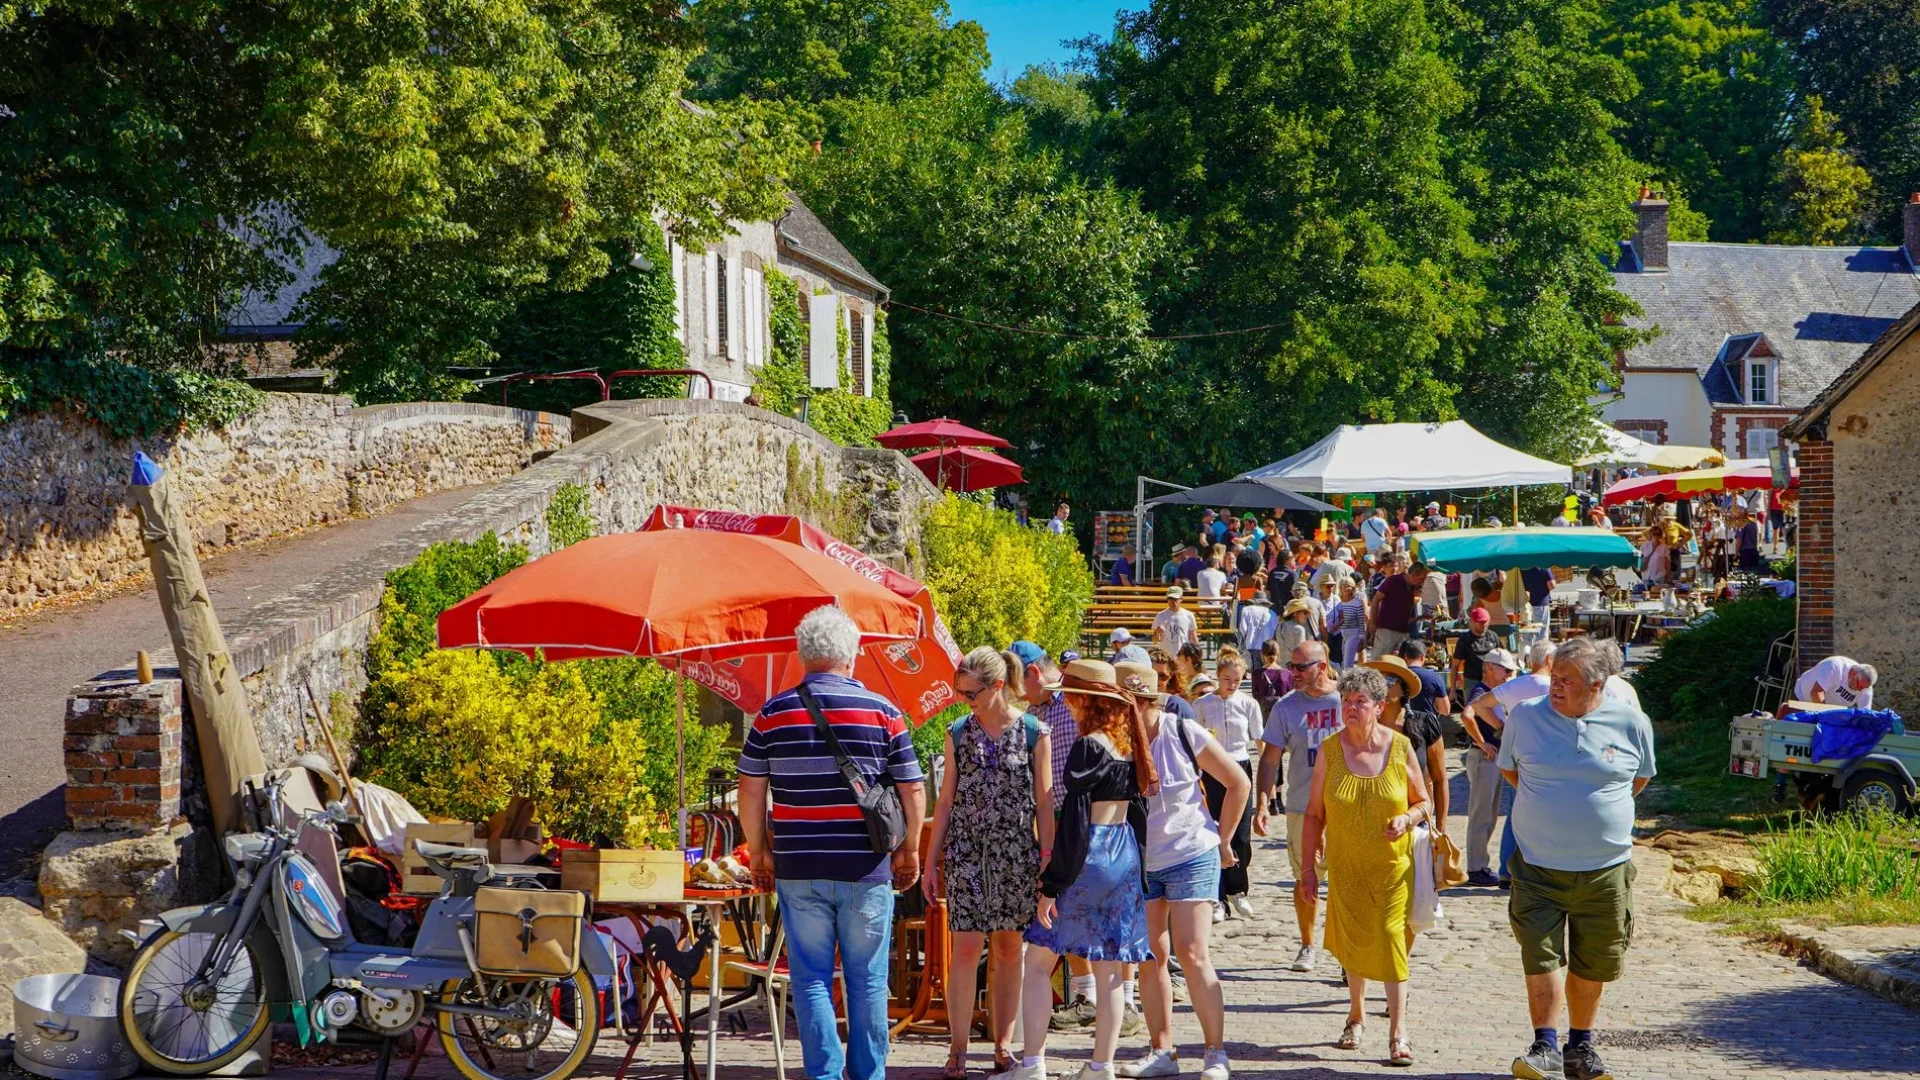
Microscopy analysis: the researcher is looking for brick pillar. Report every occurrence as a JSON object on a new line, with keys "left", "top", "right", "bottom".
{"left": 1794, "top": 438, "right": 1834, "bottom": 677}
{"left": 63, "top": 679, "right": 183, "bottom": 829}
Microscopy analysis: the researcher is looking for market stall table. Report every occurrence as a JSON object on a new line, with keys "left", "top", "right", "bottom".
{"left": 598, "top": 885, "right": 772, "bottom": 1080}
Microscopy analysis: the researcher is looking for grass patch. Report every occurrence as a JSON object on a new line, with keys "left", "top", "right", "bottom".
{"left": 1688, "top": 893, "right": 1920, "bottom": 932}
{"left": 1636, "top": 713, "right": 1782, "bottom": 831}
{"left": 1686, "top": 810, "right": 1920, "bottom": 929}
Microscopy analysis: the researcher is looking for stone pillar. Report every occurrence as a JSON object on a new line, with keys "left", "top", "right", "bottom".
{"left": 1794, "top": 437, "right": 1834, "bottom": 678}
{"left": 62, "top": 678, "right": 183, "bottom": 829}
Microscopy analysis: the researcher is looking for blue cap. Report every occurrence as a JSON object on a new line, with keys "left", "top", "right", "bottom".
{"left": 1008, "top": 640, "right": 1048, "bottom": 668}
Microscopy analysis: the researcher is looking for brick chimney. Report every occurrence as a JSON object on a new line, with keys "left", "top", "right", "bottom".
{"left": 1905, "top": 192, "right": 1920, "bottom": 271}
{"left": 1632, "top": 185, "right": 1669, "bottom": 272}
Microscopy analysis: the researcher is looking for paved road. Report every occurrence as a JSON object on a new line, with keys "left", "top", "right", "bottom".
{"left": 287, "top": 760, "right": 1920, "bottom": 1080}
{"left": 0, "top": 487, "right": 483, "bottom": 877}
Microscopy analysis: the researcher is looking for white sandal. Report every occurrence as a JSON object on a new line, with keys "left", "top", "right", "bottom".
{"left": 1389, "top": 1037, "right": 1413, "bottom": 1066}
{"left": 1336, "top": 1020, "right": 1363, "bottom": 1050}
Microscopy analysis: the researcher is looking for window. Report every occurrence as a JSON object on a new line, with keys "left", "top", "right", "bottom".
{"left": 849, "top": 301, "right": 867, "bottom": 396}
{"left": 1744, "top": 426, "right": 1779, "bottom": 460}
{"left": 1748, "top": 361, "right": 1769, "bottom": 404}
{"left": 716, "top": 254, "right": 732, "bottom": 361}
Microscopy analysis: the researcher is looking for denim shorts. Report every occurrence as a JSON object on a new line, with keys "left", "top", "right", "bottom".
{"left": 1143, "top": 850, "right": 1221, "bottom": 903}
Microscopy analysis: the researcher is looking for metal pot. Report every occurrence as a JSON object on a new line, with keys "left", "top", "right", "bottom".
{"left": 11, "top": 973, "right": 138, "bottom": 1080}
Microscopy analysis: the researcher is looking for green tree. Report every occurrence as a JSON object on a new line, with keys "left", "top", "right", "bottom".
{"left": 792, "top": 86, "right": 1184, "bottom": 514}
{"left": 687, "top": 0, "right": 988, "bottom": 102}
{"left": 1770, "top": 96, "right": 1876, "bottom": 244}
{"left": 1600, "top": 0, "right": 1798, "bottom": 241}
{"left": 1764, "top": 0, "right": 1920, "bottom": 231}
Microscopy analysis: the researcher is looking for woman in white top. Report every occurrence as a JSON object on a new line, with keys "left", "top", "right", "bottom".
{"left": 1113, "top": 661, "right": 1250, "bottom": 1080}
{"left": 1193, "top": 648, "right": 1263, "bottom": 915}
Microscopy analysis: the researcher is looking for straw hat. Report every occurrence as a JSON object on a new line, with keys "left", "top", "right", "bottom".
{"left": 1048, "top": 658, "right": 1131, "bottom": 702}
{"left": 1113, "top": 660, "right": 1161, "bottom": 701}
{"left": 1283, "top": 598, "right": 1315, "bottom": 617}
{"left": 1361, "top": 656, "right": 1422, "bottom": 699}
{"left": 1188, "top": 671, "right": 1219, "bottom": 693}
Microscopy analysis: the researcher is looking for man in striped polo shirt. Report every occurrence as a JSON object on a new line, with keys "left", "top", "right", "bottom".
{"left": 738, "top": 605, "right": 925, "bottom": 1080}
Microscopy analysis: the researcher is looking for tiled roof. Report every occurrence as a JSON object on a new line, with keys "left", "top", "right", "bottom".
{"left": 777, "top": 193, "right": 886, "bottom": 294}
{"left": 1784, "top": 300, "right": 1920, "bottom": 439}
{"left": 1612, "top": 243, "right": 1919, "bottom": 409}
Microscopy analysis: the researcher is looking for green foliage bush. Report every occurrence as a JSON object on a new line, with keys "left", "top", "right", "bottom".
{"left": 920, "top": 493, "right": 1092, "bottom": 658}
{"left": 359, "top": 498, "right": 728, "bottom": 846}
{"left": 751, "top": 268, "right": 892, "bottom": 447}
{"left": 1, "top": 355, "right": 264, "bottom": 438}
{"left": 1630, "top": 593, "right": 1796, "bottom": 723}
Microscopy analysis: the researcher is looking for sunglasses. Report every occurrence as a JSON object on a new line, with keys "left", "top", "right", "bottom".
{"left": 1286, "top": 660, "right": 1324, "bottom": 673}
{"left": 955, "top": 683, "right": 990, "bottom": 701}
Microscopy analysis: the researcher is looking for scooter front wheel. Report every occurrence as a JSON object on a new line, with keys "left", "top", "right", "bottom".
{"left": 437, "top": 967, "right": 600, "bottom": 1080}
{"left": 120, "top": 929, "right": 271, "bottom": 1075}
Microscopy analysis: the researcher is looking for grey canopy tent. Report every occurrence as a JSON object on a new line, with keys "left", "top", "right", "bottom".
{"left": 1145, "top": 478, "right": 1340, "bottom": 514}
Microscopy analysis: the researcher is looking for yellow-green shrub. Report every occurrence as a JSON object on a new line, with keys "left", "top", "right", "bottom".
{"left": 921, "top": 493, "right": 1092, "bottom": 657}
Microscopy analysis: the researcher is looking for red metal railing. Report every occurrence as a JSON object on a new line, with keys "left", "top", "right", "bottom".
{"left": 497, "top": 368, "right": 717, "bottom": 406}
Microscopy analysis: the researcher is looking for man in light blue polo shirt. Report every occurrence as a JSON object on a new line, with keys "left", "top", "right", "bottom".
{"left": 1496, "top": 636, "right": 1655, "bottom": 1080}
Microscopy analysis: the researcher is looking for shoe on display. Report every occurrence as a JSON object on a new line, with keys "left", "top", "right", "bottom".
{"left": 1169, "top": 971, "right": 1190, "bottom": 1003}
{"left": 1199, "top": 1048, "right": 1230, "bottom": 1080}
{"left": 1562, "top": 1043, "right": 1614, "bottom": 1080}
{"left": 1050, "top": 996, "right": 1098, "bottom": 1031}
{"left": 1289, "top": 945, "right": 1318, "bottom": 972}
{"left": 1116, "top": 1048, "right": 1180, "bottom": 1078}
{"left": 1228, "top": 895, "right": 1256, "bottom": 918}
{"left": 1511, "top": 1039, "right": 1564, "bottom": 1080}
{"left": 1120, "top": 1005, "right": 1146, "bottom": 1038}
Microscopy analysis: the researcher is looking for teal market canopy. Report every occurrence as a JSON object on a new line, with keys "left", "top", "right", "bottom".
{"left": 1408, "top": 526, "right": 1639, "bottom": 574}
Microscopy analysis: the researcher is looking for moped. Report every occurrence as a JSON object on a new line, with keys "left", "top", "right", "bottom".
{"left": 119, "top": 779, "right": 614, "bottom": 1080}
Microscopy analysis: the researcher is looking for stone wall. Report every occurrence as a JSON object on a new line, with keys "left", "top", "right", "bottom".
{"left": 44, "top": 399, "right": 939, "bottom": 960}
{"left": 0, "top": 396, "right": 568, "bottom": 617}
{"left": 1797, "top": 327, "right": 1920, "bottom": 714}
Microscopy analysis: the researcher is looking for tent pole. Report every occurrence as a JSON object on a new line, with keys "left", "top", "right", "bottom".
{"left": 1135, "top": 476, "right": 1146, "bottom": 583}
{"left": 676, "top": 673, "right": 687, "bottom": 849}
{"left": 1512, "top": 486, "right": 1520, "bottom": 526}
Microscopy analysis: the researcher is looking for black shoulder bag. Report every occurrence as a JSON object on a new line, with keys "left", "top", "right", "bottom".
{"left": 796, "top": 684, "right": 908, "bottom": 854}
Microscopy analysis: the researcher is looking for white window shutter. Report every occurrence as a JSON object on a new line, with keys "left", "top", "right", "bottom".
{"left": 748, "top": 267, "right": 766, "bottom": 365}
{"left": 809, "top": 292, "right": 840, "bottom": 389}
{"left": 703, "top": 251, "right": 719, "bottom": 355}
{"left": 669, "top": 240, "right": 686, "bottom": 348}
{"left": 724, "top": 257, "right": 742, "bottom": 362}
{"left": 861, "top": 304, "right": 875, "bottom": 395}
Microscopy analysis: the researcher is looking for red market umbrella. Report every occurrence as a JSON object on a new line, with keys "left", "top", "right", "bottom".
{"left": 437, "top": 530, "right": 925, "bottom": 841}
{"left": 1601, "top": 462, "right": 1798, "bottom": 507}
{"left": 639, "top": 505, "right": 964, "bottom": 721}
{"left": 875, "top": 417, "right": 1012, "bottom": 450}
{"left": 911, "top": 446, "right": 1024, "bottom": 492}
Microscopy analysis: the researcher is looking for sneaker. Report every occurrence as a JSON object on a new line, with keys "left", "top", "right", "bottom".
{"left": 1289, "top": 945, "right": 1318, "bottom": 972}
{"left": 1228, "top": 895, "right": 1256, "bottom": 918}
{"left": 1120, "top": 1005, "right": 1145, "bottom": 1037}
{"left": 1562, "top": 1043, "right": 1613, "bottom": 1080}
{"left": 1511, "top": 1039, "right": 1564, "bottom": 1080}
{"left": 1116, "top": 1048, "right": 1180, "bottom": 1078}
{"left": 1060, "top": 1064, "right": 1104, "bottom": 1080}
{"left": 1466, "top": 869, "right": 1500, "bottom": 888}
{"left": 1211, "top": 901, "right": 1227, "bottom": 923}
{"left": 1005, "top": 1062, "right": 1047, "bottom": 1080}
{"left": 1169, "top": 970, "right": 1190, "bottom": 1003}
{"left": 1199, "top": 1048, "right": 1230, "bottom": 1080}
{"left": 1050, "top": 996, "right": 1097, "bottom": 1031}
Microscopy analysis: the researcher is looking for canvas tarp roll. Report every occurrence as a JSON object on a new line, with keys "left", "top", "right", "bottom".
{"left": 129, "top": 453, "right": 266, "bottom": 835}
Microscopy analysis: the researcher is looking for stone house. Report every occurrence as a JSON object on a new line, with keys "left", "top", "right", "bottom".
{"left": 1781, "top": 299, "right": 1920, "bottom": 713}
{"left": 1601, "top": 192, "right": 1920, "bottom": 459}
{"left": 225, "top": 194, "right": 889, "bottom": 404}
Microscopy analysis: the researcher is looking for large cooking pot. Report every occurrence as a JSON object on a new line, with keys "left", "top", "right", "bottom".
{"left": 11, "top": 973, "right": 138, "bottom": 1080}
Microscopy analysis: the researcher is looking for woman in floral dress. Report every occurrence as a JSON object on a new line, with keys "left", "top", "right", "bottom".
{"left": 925, "top": 646, "right": 1052, "bottom": 1078}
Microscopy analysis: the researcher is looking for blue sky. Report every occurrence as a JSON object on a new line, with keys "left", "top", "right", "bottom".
{"left": 949, "top": 0, "right": 1122, "bottom": 83}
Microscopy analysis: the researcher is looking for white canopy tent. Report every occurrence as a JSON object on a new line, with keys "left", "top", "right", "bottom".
{"left": 1574, "top": 420, "right": 1724, "bottom": 472}
{"left": 1242, "top": 421, "right": 1570, "bottom": 492}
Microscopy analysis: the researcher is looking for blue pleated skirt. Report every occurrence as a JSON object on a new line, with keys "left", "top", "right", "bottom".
{"left": 1024, "top": 823, "right": 1154, "bottom": 963}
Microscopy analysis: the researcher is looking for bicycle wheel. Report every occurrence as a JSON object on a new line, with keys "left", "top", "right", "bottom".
{"left": 437, "top": 968, "right": 599, "bottom": 1080}
{"left": 120, "top": 929, "right": 270, "bottom": 1075}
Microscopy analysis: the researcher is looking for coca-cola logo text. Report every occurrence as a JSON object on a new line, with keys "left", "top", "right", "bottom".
{"left": 919, "top": 683, "right": 956, "bottom": 715}
{"left": 680, "top": 660, "right": 744, "bottom": 701}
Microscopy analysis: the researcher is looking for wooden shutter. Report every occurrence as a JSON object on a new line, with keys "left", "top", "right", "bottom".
{"left": 702, "top": 251, "right": 719, "bottom": 355}
{"left": 809, "top": 292, "right": 840, "bottom": 389}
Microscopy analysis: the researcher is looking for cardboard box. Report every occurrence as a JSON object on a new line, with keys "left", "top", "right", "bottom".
{"left": 487, "top": 838, "right": 545, "bottom": 865}
{"left": 401, "top": 823, "right": 478, "bottom": 895}
{"left": 560, "top": 849, "right": 685, "bottom": 903}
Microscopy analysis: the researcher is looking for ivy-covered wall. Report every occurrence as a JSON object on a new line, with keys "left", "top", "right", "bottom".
{"left": 752, "top": 266, "right": 893, "bottom": 447}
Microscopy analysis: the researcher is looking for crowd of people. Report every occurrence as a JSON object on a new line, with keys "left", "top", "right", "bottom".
{"left": 740, "top": 599, "right": 1658, "bottom": 1080}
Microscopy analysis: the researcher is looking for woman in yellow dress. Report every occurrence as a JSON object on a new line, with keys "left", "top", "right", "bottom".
{"left": 1296, "top": 665, "right": 1434, "bottom": 1067}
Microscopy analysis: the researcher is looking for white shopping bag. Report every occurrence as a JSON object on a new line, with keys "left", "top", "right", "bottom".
{"left": 1410, "top": 823, "right": 1442, "bottom": 932}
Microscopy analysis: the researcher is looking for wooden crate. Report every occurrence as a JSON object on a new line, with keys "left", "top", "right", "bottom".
{"left": 560, "top": 849, "right": 685, "bottom": 903}
{"left": 401, "top": 823, "right": 478, "bottom": 895}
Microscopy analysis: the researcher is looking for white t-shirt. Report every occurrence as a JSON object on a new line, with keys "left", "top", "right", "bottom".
{"left": 1197, "top": 567, "right": 1228, "bottom": 599}
{"left": 1153, "top": 607, "right": 1197, "bottom": 654}
{"left": 1606, "top": 675, "right": 1641, "bottom": 711}
{"left": 1361, "top": 515, "right": 1391, "bottom": 554}
{"left": 1489, "top": 672, "right": 1552, "bottom": 734}
{"left": 1143, "top": 715, "right": 1223, "bottom": 872}
{"left": 1795, "top": 657, "right": 1874, "bottom": 710}
{"left": 1194, "top": 690, "right": 1263, "bottom": 761}
{"left": 1418, "top": 573, "right": 1449, "bottom": 619}
{"left": 1048, "top": 516, "right": 1066, "bottom": 535}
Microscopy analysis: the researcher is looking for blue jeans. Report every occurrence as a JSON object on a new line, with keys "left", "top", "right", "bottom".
{"left": 776, "top": 878, "right": 894, "bottom": 1080}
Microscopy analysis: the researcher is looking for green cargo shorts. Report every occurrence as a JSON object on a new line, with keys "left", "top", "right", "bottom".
{"left": 1507, "top": 852, "right": 1636, "bottom": 982}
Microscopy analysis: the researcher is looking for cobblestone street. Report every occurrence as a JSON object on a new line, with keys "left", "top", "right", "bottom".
{"left": 311, "top": 754, "right": 1919, "bottom": 1080}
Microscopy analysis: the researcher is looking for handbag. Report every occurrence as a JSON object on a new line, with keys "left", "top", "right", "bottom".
{"left": 797, "top": 684, "right": 908, "bottom": 855}
{"left": 1409, "top": 824, "right": 1440, "bottom": 933}
{"left": 1430, "top": 829, "right": 1469, "bottom": 889}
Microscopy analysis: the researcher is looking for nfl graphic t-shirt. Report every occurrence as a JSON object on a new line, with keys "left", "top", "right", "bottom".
{"left": 1262, "top": 691, "right": 1343, "bottom": 811}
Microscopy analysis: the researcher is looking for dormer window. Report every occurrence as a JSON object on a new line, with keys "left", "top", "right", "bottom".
{"left": 1748, "top": 360, "right": 1770, "bottom": 404}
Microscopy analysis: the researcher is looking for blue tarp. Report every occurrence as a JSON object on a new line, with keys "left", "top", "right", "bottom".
{"left": 1792, "top": 708, "right": 1905, "bottom": 763}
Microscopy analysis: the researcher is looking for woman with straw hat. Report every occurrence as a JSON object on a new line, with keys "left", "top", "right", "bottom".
{"left": 1013, "top": 660, "right": 1158, "bottom": 1080}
